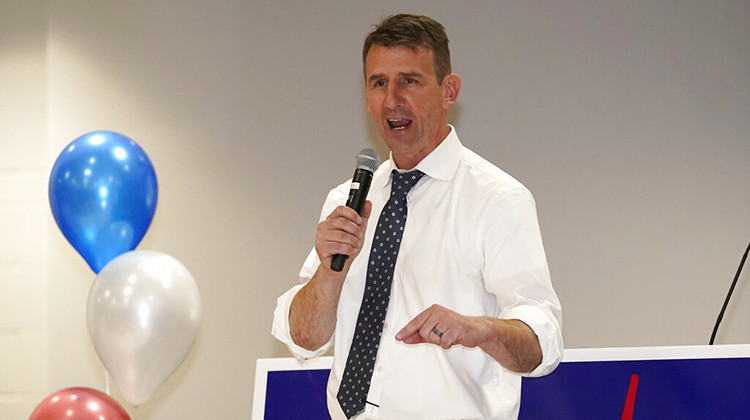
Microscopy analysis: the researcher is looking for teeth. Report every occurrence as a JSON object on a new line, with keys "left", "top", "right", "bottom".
{"left": 388, "top": 119, "right": 409, "bottom": 130}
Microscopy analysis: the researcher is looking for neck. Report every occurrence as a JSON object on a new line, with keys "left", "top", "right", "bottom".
{"left": 392, "top": 124, "right": 451, "bottom": 170}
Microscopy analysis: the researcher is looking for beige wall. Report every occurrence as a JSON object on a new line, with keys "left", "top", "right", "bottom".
{"left": 1, "top": 0, "right": 749, "bottom": 418}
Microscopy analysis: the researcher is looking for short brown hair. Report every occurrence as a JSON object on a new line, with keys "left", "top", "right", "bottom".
{"left": 363, "top": 14, "right": 452, "bottom": 83}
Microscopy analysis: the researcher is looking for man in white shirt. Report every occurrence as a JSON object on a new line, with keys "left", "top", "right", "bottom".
{"left": 273, "top": 14, "right": 563, "bottom": 419}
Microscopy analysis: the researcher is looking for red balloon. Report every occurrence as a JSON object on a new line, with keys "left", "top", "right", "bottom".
{"left": 29, "top": 387, "right": 130, "bottom": 420}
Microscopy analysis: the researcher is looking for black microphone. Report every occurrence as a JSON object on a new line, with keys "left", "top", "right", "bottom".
{"left": 330, "top": 148, "right": 381, "bottom": 272}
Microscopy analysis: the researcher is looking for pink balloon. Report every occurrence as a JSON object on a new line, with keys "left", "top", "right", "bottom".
{"left": 29, "top": 387, "right": 130, "bottom": 420}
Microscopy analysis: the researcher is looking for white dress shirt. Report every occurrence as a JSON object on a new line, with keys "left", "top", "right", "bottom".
{"left": 273, "top": 127, "right": 563, "bottom": 419}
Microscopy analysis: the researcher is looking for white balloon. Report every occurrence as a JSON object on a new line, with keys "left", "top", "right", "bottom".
{"left": 87, "top": 250, "right": 202, "bottom": 406}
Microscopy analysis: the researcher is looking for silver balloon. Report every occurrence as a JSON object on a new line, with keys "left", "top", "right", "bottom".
{"left": 87, "top": 250, "right": 202, "bottom": 405}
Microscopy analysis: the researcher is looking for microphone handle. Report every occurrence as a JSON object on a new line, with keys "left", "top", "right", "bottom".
{"left": 331, "top": 168, "right": 374, "bottom": 272}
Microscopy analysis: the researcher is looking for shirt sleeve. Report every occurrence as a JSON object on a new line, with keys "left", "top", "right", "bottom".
{"left": 271, "top": 183, "right": 350, "bottom": 363}
{"left": 482, "top": 187, "right": 564, "bottom": 377}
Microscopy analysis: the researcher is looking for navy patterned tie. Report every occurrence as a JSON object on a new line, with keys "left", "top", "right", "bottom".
{"left": 336, "top": 169, "right": 425, "bottom": 418}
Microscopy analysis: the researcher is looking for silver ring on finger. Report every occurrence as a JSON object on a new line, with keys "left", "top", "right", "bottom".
{"left": 431, "top": 326, "right": 444, "bottom": 338}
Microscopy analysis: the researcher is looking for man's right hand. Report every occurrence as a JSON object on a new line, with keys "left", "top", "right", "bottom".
{"left": 315, "top": 202, "right": 372, "bottom": 273}
{"left": 289, "top": 201, "right": 372, "bottom": 350}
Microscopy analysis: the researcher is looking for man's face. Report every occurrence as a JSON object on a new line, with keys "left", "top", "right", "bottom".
{"left": 364, "top": 44, "right": 453, "bottom": 169}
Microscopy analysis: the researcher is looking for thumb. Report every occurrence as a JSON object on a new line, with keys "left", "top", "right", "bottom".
{"left": 361, "top": 200, "right": 373, "bottom": 222}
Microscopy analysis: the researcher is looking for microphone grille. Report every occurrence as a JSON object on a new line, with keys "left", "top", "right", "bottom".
{"left": 356, "top": 148, "right": 381, "bottom": 172}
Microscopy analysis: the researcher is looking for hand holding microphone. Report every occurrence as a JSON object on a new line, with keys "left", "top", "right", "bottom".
{"left": 330, "top": 148, "right": 380, "bottom": 272}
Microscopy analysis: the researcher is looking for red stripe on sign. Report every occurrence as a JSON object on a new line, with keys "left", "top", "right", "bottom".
{"left": 621, "top": 373, "right": 640, "bottom": 420}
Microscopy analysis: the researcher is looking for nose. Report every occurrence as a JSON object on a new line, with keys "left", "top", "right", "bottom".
{"left": 384, "top": 83, "right": 403, "bottom": 109}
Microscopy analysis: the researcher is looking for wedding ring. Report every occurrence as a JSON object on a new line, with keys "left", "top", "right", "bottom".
{"left": 432, "top": 326, "right": 444, "bottom": 338}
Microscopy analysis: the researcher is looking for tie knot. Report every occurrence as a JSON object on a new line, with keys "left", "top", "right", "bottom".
{"left": 390, "top": 169, "right": 425, "bottom": 198}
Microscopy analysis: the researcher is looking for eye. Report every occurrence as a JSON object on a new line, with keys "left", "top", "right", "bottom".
{"left": 373, "top": 79, "right": 387, "bottom": 88}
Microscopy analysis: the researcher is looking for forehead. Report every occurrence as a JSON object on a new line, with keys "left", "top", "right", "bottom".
{"left": 364, "top": 44, "right": 437, "bottom": 79}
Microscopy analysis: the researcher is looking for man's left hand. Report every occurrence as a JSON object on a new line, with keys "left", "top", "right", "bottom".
{"left": 395, "top": 304, "right": 487, "bottom": 350}
{"left": 395, "top": 303, "right": 543, "bottom": 372}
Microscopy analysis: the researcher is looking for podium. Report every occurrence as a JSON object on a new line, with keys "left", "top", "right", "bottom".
{"left": 253, "top": 344, "right": 750, "bottom": 419}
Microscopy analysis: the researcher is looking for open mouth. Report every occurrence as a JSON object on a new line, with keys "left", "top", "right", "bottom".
{"left": 387, "top": 118, "right": 412, "bottom": 130}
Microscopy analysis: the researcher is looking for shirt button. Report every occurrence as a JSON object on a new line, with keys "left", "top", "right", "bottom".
{"left": 377, "top": 365, "right": 383, "bottom": 372}
{"left": 384, "top": 322, "right": 389, "bottom": 329}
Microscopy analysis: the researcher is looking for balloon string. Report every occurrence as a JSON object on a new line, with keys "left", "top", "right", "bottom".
{"left": 105, "top": 370, "right": 111, "bottom": 395}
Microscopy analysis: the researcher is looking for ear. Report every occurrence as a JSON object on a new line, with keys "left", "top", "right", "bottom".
{"left": 441, "top": 73, "right": 462, "bottom": 110}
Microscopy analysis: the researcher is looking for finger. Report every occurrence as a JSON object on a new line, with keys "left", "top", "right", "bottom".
{"left": 361, "top": 200, "right": 373, "bottom": 220}
{"left": 320, "top": 239, "right": 359, "bottom": 258}
{"left": 333, "top": 204, "right": 363, "bottom": 221}
{"left": 316, "top": 223, "right": 357, "bottom": 252}
{"left": 395, "top": 308, "right": 432, "bottom": 342}
{"left": 419, "top": 318, "right": 440, "bottom": 342}
{"left": 352, "top": 200, "right": 372, "bottom": 241}
{"left": 416, "top": 305, "right": 448, "bottom": 342}
{"left": 432, "top": 324, "right": 457, "bottom": 349}
{"left": 325, "top": 209, "right": 364, "bottom": 236}
{"left": 398, "top": 330, "right": 425, "bottom": 345}
{"left": 316, "top": 206, "right": 368, "bottom": 255}
{"left": 319, "top": 223, "right": 363, "bottom": 246}
{"left": 438, "top": 327, "right": 459, "bottom": 349}
{"left": 430, "top": 325, "right": 444, "bottom": 340}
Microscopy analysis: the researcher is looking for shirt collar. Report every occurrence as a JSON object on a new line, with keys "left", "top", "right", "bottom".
{"left": 380, "top": 125, "right": 462, "bottom": 188}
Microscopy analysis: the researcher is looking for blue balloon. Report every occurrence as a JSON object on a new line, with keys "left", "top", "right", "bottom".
{"left": 49, "top": 131, "right": 158, "bottom": 273}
